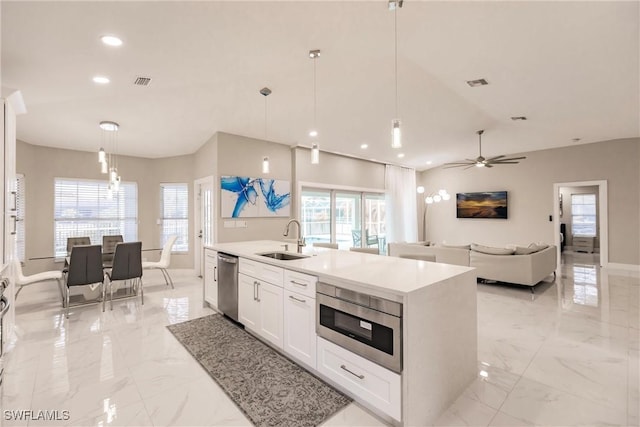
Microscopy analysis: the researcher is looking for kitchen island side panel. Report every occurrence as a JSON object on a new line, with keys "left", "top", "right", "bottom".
{"left": 402, "top": 269, "right": 477, "bottom": 425}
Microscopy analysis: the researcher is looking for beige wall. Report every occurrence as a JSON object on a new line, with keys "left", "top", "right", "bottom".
{"left": 418, "top": 138, "right": 640, "bottom": 266}
{"left": 17, "top": 141, "right": 195, "bottom": 273}
{"left": 215, "top": 132, "right": 293, "bottom": 243}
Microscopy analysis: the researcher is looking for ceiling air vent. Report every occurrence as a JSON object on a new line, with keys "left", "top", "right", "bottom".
{"left": 466, "top": 78, "right": 488, "bottom": 87}
{"left": 134, "top": 76, "right": 152, "bottom": 86}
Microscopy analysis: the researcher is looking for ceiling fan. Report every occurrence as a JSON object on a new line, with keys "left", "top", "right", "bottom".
{"left": 443, "top": 130, "right": 526, "bottom": 169}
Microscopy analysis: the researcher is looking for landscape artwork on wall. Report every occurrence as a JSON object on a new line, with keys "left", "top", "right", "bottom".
{"left": 221, "top": 176, "right": 291, "bottom": 218}
{"left": 456, "top": 191, "right": 508, "bottom": 219}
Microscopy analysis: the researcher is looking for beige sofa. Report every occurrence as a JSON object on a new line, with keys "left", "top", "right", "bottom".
{"left": 470, "top": 245, "right": 557, "bottom": 287}
{"left": 387, "top": 242, "right": 470, "bottom": 266}
{"left": 388, "top": 242, "right": 557, "bottom": 287}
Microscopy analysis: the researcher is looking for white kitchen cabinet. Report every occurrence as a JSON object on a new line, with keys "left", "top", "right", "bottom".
{"left": 203, "top": 248, "right": 218, "bottom": 309}
{"left": 283, "top": 289, "right": 316, "bottom": 370}
{"left": 238, "top": 273, "right": 260, "bottom": 331}
{"left": 317, "top": 336, "right": 401, "bottom": 421}
{"left": 256, "top": 280, "right": 284, "bottom": 349}
{"left": 238, "top": 259, "right": 284, "bottom": 350}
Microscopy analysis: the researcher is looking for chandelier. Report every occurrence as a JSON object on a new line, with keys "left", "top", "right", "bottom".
{"left": 97, "top": 120, "right": 121, "bottom": 198}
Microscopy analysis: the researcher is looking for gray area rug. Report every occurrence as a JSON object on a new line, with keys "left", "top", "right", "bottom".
{"left": 167, "top": 314, "right": 352, "bottom": 427}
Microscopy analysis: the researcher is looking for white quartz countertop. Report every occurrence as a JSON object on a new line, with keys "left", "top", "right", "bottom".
{"left": 206, "top": 240, "right": 474, "bottom": 297}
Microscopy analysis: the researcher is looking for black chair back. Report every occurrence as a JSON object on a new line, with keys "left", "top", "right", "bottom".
{"left": 102, "top": 235, "right": 124, "bottom": 265}
{"left": 67, "top": 245, "right": 104, "bottom": 287}
{"left": 109, "top": 242, "right": 143, "bottom": 281}
{"left": 67, "top": 236, "right": 91, "bottom": 255}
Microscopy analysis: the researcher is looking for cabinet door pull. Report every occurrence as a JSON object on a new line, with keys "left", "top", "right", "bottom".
{"left": 10, "top": 191, "right": 17, "bottom": 212}
{"left": 340, "top": 364, "right": 365, "bottom": 380}
{"left": 256, "top": 281, "right": 261, "bottom": 302}
{"left": 290, "top": 280, "right": 308, "bottom": 287}
{"left": 10, "top": 215, "right": 17, "bottom": 235}
{"left": 213, "top": 266, "right": 217, "bottom": 281}
{"left": 253, "top": 281, "right": 258, "bottom": 301}
{"left": 288, "top": 295, "right": 306, "bottom": 303}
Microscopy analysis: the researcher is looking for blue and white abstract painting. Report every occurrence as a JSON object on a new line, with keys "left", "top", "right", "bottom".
{"left": 220, "top": 176, "right": 291, "bottom": 218}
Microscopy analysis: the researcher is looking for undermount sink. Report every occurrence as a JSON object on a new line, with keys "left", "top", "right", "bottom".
{"left": 258, "top": 251, "right": 309, "bottom": 261}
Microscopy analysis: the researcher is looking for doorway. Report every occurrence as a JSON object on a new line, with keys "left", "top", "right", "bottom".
{"left": 194, "top": 176, "right": 214, "bottom": 278}
{"left": 553, "top": 180, "right": 608, "bottom": 268}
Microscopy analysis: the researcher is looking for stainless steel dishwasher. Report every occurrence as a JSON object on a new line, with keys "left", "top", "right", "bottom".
{"left": 217, "top": 253, "right": 239, "bottom": 322}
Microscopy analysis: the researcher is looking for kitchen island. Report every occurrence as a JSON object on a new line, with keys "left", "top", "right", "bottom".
{"left": 205, "top": 240, "right": 477, "bottom": 426}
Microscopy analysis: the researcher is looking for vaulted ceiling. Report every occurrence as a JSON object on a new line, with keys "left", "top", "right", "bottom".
{"left": 2, "top": 1, "right": 638, "bottom": 170}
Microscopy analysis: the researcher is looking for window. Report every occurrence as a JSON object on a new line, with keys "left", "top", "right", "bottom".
{"left": 301, "top": 188, "right": 386, "bottom": 252}
{"left": 15, "top": 174, "right": 25, "bottom": 262}
{"left": 54, "top": 178, "right": 137, "bottom": 258}
{"left": 571, "top": 194, "right": 596, "bottom": 237}
{"left": 161, "top": 183, "right": 188, "bottom": 252}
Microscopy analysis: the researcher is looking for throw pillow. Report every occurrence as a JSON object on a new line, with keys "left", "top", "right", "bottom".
{"left": 441, "top": 243, "right": 471, "bottom": 250}
{"left": 470, "top": 243, "right": 515, "bottom": 255}
{"left": 535, "top": 242, "right": 550, "bottom": 251}
{"left": 513, "top": 245, "right": 539, "bottom": 255}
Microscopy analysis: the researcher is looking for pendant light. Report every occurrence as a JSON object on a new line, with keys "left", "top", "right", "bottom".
{"left": 309, "top": 49, "right": 321, "bottom": 164}
{"left": 389, "top": 0, "right": 403, "bottom": 149}
{"left": 260, "top": 87, "right": 271, "bottom": 174}
{"left": 98, "top": 120, "right": 122, "bottom": 195}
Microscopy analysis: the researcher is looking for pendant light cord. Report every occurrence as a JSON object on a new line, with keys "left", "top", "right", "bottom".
{"left": 394, "top": 6, "right": 398, "bottom": 118}
{"left": 314, "top": 59, "right": 317, "bottom": 129}
{"left": 264, "top": 95, "right": 268, "bottom": 139}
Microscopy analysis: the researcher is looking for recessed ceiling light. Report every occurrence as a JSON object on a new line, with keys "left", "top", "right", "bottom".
{"left": 572, "top": 138, "right": 581, "bottom": 142}
{"left": 426, "top": 160, "right": 433, "bottom": 165}
{"left": 309, "top": 130, "right": 318, "bottom": 137}
{"left": 397, "top": 153, "right": 405, "bottom": 158}
{"left": 360, "top": 144, "right": 368, "bottom": 149}
{"left": 101, "top": 35, "right": 123, "bottom": 47}
{"left": 466, "top": 78, "right": 488, "bottom": 87}
{"left": 92, "top": 76, "right": 110, "bottom": 84}
{"left": 511, "top": 116, "right": 527, "bottom": 121}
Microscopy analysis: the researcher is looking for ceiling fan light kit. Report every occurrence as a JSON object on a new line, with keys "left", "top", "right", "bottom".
{"left": 443, "top": 130, "right": 526, "bottom": 169}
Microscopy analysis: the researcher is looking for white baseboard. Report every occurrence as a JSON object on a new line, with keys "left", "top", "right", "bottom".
{"left": 605, "top": 263, "right": 640, "bottom": 273}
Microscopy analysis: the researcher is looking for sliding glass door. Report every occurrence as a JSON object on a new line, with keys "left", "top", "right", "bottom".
{"left": 300, "top": 190, "right": 331, "bottom": 244}
{"left": 301, "top": 188, "right": 386, "bottom": 253}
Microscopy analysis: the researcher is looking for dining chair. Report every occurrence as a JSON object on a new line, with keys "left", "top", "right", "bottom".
{"left": 399, "top": 253, "right": 436, "bottom": 262}
{"left": 102, "top": 235, "right": 124, "bottom": 267}
{"left": 66, "top": 236, "right": 91, "bottom": 255}
{"left": 105, "top": 241, "right": 143, "bottom": 310}
{"left": 142, "top": 235, "right": 177, "bottom": 288}
{"left": 313, "top": 242, "right": 338, "bottom": 249}
{"left": 349, "top": 247, "right": 379, "bottom": 254}
{"left": 351, "top": 230, "right": 362, "bottom": 247}
{"left": 14, "top": 259, "right": 64, "bottom": 303}
{"left": 365, "top": 229, "right": 380, "bottom": 249}
{"left": 65, "top": 244, "right": 105, "bottom": 318}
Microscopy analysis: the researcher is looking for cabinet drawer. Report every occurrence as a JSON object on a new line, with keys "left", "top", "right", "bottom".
{"left": 317, "top": 337, "right": 401, "bottom": 421}
{"left": 240, "top": 258, "right": 284, "bottom": 287}
{"left": 284, "top": 270, "right": 317, "bottom": 298}
{"left": 205, "top": 249, "right": 217, "bottom": 266}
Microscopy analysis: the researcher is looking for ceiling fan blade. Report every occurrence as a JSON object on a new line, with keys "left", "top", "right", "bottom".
{"left": 494, "top": 156, "right": 526, "bottom": 162}
{"left": 443, "top": 161, "right": 474, "bottom": 166}
{"left": 443, "top": 164, "right": 472, "bottom": 169}
{"left": 464, "top": 164, "right": 476, "bottom": 170}
{"left": 487, "top": 161, "right": 520, "bottom": 165}
{"left": 485, "top": 164, "right": 493, "bottom": 168}
{"left": 485, "top": 155, "right": 505, "bottom": 161}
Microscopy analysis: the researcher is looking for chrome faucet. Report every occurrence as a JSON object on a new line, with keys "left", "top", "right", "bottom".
{"left": 283, "top": 219, "right": 305, "bottom": 253}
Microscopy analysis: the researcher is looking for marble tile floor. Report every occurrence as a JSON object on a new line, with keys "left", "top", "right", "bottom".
{"left": 1, "top": 259, "right": 638, "bottom": 427}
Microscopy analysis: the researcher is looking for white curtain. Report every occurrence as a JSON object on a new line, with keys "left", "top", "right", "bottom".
{"left": 385, "top": 165, "right": 418, "bottom": 244}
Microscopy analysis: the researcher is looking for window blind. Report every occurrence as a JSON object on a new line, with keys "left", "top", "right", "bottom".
{"left": 571, "top": 193, "right": 596, "bottom": 237}
{"left": 54, "top": 178, "right": 138, "bottom": 258}
{"left": 160, "top": 183, "right": 188, "bottom": 252}
{"left": 15, "top": 174, "right": 25, "bottom": 262}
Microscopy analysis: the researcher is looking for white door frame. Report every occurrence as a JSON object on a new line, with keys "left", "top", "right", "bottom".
{"left": 552, "top": 180, "right": 608, "bottom": 268}
{"left": 194, "top": 176, "right": 214, "bottom": 278}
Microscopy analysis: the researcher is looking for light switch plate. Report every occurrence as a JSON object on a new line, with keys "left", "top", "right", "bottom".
{"left": 223, "top": 220, "right": 236, "bottom": 228}
{"left": 236, "top": 220, "right": 247, "bottom": 228}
